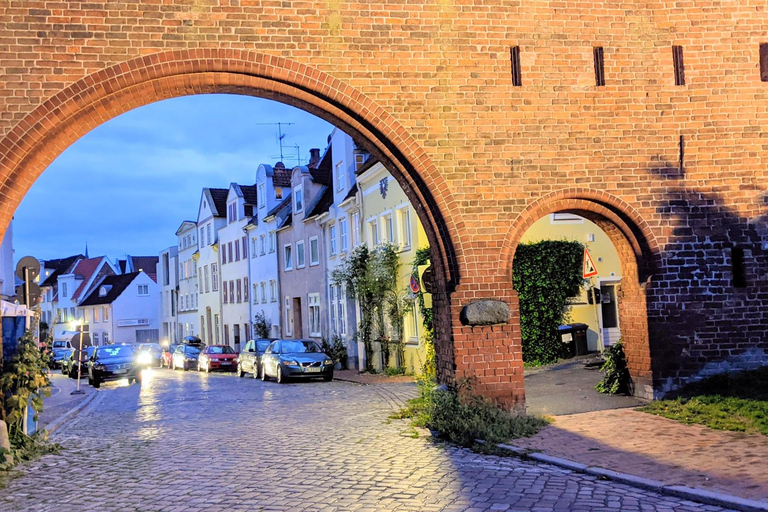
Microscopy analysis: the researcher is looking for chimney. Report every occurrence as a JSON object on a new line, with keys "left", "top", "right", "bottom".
{"left": 309, "top": 148, "right": 321, "bottom": 167}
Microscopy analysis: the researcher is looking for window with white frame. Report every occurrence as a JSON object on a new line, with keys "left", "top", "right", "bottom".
{"left": 284, "top": 245, "right": 293, "bottom": 271}
{"left": 338, "top": 285, "right": 347, "bottom": 335}
{"left": 355, "top": 153, "right": 365, "bottom": 171}
{"left": 407, "top": 308, "right": 419, "bottom": 341}
{"left": 207, "top": 224, "right": 212, "bottom": 245}
{"left": 253, "top": 283, "right": 258, "bottom": 304}
{"left": 269, "top": 231, "right": 276, "bottom": 252}
{"left": 329, "top": 286, "right": 337, "bottom": 334}
{"left": 251, "top": 237, "right": 257, "bottom": 258}
{"left": 308, "top": 293, "right": 321, "bottom": 337}
{"left": 62, "top": 283, "right": 68, "bottom": 298}
{"left": 138, "top": 284, "right": 149, "bottom": 296}
{"left": 93, "top": 333, "right": 99, "bottom": 345}
{"left": 93, "top": 307, "right": 99, "bottom": 323}
{"left": 103, "top": 306, "right": 109, "bottom": 321}
{"left": 243, "top": 277, "right": 248, "bottom": 302}
{"left": 293, "top": 184, "right": 303, "bottom": 213}
{"left": 352, "top": 212, "right": 360, "bottom": 246}
{"left": 398, "top": 207, "right": 412, "bottom": 248}
{"left": 211, "top": 263, "right": 219, "bottom": 291}
{"left": 340, "top": 217, "right": 348, "bottom": 252}
{"left": 103, "top": 332, "right": 109, "bottom": 344}
{"left": 260, "top": 234, "right": 266, "bottom": 255}
{"left": 260, "top": 282, "right": 267, "bottom": 303}
{"left": 309, "top": 237, "right": 319, "bottom": 266}
{"left": 236, "top": 279, "right": 242, "bottom": 303}
{"left": 270, "top": 280, "right": 277, "bottom": 302}
{"left": 204, "top": 265, "right": 210, "bottom": 293}
{"left": 200, "top": 228, "right": 205, "bottom": 245}
{"left": 335, "top": 161, "right": 345, "bottom": 191}
{"left": 284, "top": 296, "right": 292, "bottom": 336}
{"left": 230, "top": 280, "right": 236, "bottom": 303}
{"left": 329, "top": 225, "right": 338, "bottom": 255}
{"left": 258, "top": 183, "right": 266, "bottom": 208}
{"left": 384, "top": 214, "right": 394, "bottom": 243}
{"left": 368, "top": 219, "right": 379, "bottom": 246}
{"left": 296, "top": 240, "right": 306, "bottom": 268}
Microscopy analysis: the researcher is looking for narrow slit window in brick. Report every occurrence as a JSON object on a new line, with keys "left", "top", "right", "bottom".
{"left": 760, "top": 43, "right": 768, "bottom": 82}
{"left": 672, "top": 46, "right": 685, "bottom": 86}
{"left": 593, "top": 47, "right": 605, "bottom": 87}
{"left": 510, "top": 46, "right": 522, "bottom": 87}
{"left": 731, "top": 246, "right": 747, "bottom": 288}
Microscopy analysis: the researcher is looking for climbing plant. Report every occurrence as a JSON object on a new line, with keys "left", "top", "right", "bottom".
{"left": 512, "top": 240, "right": 585, "bottom": 366}
{"left": 412, "top": 246, "right": 435, "bottom": 380}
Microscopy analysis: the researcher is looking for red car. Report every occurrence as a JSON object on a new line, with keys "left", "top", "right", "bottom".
{"left": 161, "top": 344, "right": 179, "bottom": 368}
{"left": 197, "top": 345, "right": 238, "bottom": 373}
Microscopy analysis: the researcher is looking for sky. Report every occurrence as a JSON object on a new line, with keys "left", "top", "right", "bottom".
{"left": 13, "top": 94, "right": 334, "bottom": 263}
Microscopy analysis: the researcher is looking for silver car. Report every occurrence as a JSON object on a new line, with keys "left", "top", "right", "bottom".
{"left": 261, "top": 340, "right": 334, "bottom": 384}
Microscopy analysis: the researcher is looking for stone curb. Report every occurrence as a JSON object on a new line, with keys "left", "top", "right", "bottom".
{"left": 493, "top": 441, "right": 768, "bottom": 512}
{"left": 44, "top": 390, "right": 99, "bottom": 436}
{"left": 332, "top": 375, "right": 368, "bottom": 385}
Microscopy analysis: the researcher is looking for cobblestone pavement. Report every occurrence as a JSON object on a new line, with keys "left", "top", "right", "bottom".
{"left": 1, "top": 369, "right": 732, "bottom": 512}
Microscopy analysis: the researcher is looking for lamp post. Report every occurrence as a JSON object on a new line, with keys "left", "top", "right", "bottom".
{"left": 70, "top": 319, "right": 86, "bottom": 395}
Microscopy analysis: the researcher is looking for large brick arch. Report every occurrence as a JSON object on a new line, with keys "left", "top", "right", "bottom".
{"left": 0, "top": 48, "right": 467, "bottom": 386}
{"left": 503, "top": 189, "right": 661, "bottom": 398}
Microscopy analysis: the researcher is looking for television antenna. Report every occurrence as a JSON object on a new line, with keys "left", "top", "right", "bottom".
{"left": 271, "top": 145, "right": 302, "bottom": 167}
{"left": 255, "top": 122, "right": 295, "bottom": 162}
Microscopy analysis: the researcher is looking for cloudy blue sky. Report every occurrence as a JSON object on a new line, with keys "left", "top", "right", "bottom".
{"left": 13, "top": 94, "right": 333, "bottom": 263}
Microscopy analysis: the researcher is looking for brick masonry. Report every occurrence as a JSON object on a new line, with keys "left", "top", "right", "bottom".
{"left": 1, "top": 1, "right": 767, "bottom": 407}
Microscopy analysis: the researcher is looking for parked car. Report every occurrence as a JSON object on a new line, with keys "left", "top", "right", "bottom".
{"left": 136, "top": 343, "right": 163, "bottom": 367}
{"left": 52, "top": 340, "right": 73, "bottom": 350}
{"left": 88, "top": 344, "right": 142, "bottom": 388}
{"left": 237, "top": 339, "right": 274, "bottom": 378}
{"left": 197, "top": 345, "right": 238, "bottom": 373}
{"left": 161, "top": 344, "right": 179, "bottom": 368}
{"left": 172, "top": 343, "right": 202, "bottom": 371}
{"left": 51, "top": 347, "right": 73, "bottom": 369}
{"left": 260, "top": 339, "right": 334, "bottom": 384}
{"left": 63, "top": 346, "right": 95, "bottom": 378}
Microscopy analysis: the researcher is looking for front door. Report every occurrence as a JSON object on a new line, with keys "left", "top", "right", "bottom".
{"left": 599, "top": 282, "right": 621, "bottom": 346}
{"left": 292, "top": 297, "right": 303, "bottom": 339}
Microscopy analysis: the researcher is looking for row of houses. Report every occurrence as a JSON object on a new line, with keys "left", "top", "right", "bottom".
{"left": 158, "top": 129, "right": 430, "bottom": 372}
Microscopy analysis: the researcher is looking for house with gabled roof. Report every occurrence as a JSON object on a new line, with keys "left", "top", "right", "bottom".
{"left": 78, "top": 271, "right": 159, "bottom": 345}
{"left": 196, "top": 187, "right": 228, "bottom": 345}
{"left": 39, "top": 253, "right": 83, "bottom": 330}
{"left": 175, "top": 220, "right": 199, "bottom": 343}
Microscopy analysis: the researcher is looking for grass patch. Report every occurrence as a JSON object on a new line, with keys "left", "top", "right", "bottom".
{"left": 393, "top": 377, "right": 549, "bottom": 450}
{"left": 385, "top": 366, "right": 407, "bottom": 377}
{"left": 640, "top": 368, "right": 768, "bottom": 435}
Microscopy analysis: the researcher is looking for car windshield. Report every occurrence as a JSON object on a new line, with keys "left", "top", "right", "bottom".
{"left": 96, "top": 345, "right": 134, "bottom": 359}
{"left": 185, "top": 345, "right": 201, "bottom": 355}
{"left": 256, "top": 341, "right": 271, "bottom": 352}
{"left": 139, "top": 344, "right": 161, "bottom": 353}
{"left": 208, "top": 346, "right": 235, "bottom": 354}
{"left": 280, "top": 341, "right": 320, "bottom": 354}
{"left": 53, "top": 341, "right": 67, "bottom": 348}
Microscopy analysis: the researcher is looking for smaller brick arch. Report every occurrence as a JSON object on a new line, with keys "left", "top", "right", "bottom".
{"left": 503, "top": 189, "right": 660, "bottom": 396}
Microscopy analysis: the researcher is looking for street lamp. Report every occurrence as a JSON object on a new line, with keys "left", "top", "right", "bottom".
{"left": 70, "top": 318, "right": 86, "bottom": 395}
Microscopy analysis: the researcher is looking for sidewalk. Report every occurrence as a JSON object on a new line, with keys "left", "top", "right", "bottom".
{"left": 334, "top": 369, "right": 416, "bottom": 385}
{"left": 38, "top": 373, "right": 94, "bottom": 430}
{"left": 511, "top": 407, "right": 768, "bottom": 503}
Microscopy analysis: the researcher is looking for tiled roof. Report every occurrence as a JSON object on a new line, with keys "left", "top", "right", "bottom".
{"left": 130, "top": 256, "right": 159, "bottom": 282}
{"left": 241, "top": 184, "right": 257, "bottom": 205}
{"left": 304, "top": 186, "right": 333, "bottom": 219}
{"left": 79, "top": 272, "right": 140, "bottom": 307}
{"left": 208, "top": 188, "right": 229, "bottom": 217}
{"left": 355, "top": 156, "right": 380, "bottom": 176}
{"left": 272, "top": 163, "right": 292, "bottom": 188}
{"left": 309, "top": 144, "right": 333, "bottom": 186}
{"left": 41, "top": 255, "right": 83, "bottom": 287}
{"left": 71, "top": 257, "right": 104, "bottom": 301}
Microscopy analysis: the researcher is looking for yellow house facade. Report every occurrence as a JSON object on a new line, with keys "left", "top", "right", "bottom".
{"left": 520, "top": 213, "right": 623, "bottom": 352}
{"left": 355, "top": 160, "right": 429, "bottom": 374}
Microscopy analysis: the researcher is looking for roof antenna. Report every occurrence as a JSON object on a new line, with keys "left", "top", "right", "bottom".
{"left": 255, "top": 122, "right": 295, "bottom": 162}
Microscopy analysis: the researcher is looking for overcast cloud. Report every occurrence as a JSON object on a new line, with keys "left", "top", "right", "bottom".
{"left": 13, "top": 94, "right": 333, "bottom": 263}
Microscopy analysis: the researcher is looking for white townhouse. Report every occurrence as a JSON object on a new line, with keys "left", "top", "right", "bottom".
{"left": 0, "top": 219, "right": 14, "bottom": 300}
{"left": 218, "top": 183, "right": 257, "bottom": 351}
{"left": 245, "top": 162, "right": 293, "bottom": 339}
{"left": 176, "top": 220, "right": 199, "bottom": 341}
{"left": 196, "top": 188, "right": 227, "bottom": 346}
{"left": 157, "top": 246, "right": 179, "bottom": 345}
{"left": 78, "top": 271, "right": 160, "bottom": 345}
{"left": 39, "top": 254, "right": 82, "bottom": 330}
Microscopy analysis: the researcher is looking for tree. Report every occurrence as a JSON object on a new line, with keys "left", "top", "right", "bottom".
{"left": 371, "top": 243, "right": 412, "bottom": 369}
{"left": 253, "top": 311, "right": 271, "bottom": 339}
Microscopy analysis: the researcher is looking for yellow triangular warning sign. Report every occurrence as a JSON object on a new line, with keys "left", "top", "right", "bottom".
{"left": 583, "top": 248, "right": 599, "bottom": 278}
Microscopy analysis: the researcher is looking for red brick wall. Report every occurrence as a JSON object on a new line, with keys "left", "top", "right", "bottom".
{"left": 1, "top": 1, "right": 767, "bottom": 406}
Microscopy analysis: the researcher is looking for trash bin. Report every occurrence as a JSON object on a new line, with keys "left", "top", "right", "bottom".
{"left": 569, "top": 323, "right": 589, "bottom": 356}
{"left": 558, "top": 325, "right": 576, "bottom": 359}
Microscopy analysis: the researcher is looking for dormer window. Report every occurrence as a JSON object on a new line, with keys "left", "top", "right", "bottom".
{"left": 258, "top": 183, "right": 266, "bottom": 209}
{"left": 228, "top": 203, "right": 238, "bottom": 223}
{"left": 293, "top": 184, "right": 304, "bottom": 213}
{"left": 99, "top": 285, "right": 112, "bottom": 297}
{"left": 62, "top": 283, "right": 68, "bottom": 298}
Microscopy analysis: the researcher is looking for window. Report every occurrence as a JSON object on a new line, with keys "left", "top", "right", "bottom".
{"left": 138, "top": 284, "right": 149, "bottom": 296}
{"left": 398, "top": 207, "right": 412, "bottom": 248}
{"left": 103, "top": 306, "right": 109, "bottom": 321}
{"left": 330, "top": 286, "right": 336, "bottom": 334}
{"left": 236, "top": 279, "right": 242, "bottom": 303}
{"left": 761, "top": 43, "right": 768, "bottom": 82}
{"left": 103, "top": 332, "right": 109, "bottom": 344}
{"left": 211, "top": 263, "right": 219, "bottom": 291}
{"left": 336, "top": 161, "right": 345, "bottom": 191}
{"left": 510, "top": 45, "right": 522, "bottom": 87}
{"left": 93, "top": 333, "right": 99, "bottom": 345}
{"left": 207, "top": 224, "right": 212, "bottom": 245}
{"left": 261, "top": 282, "right": 267, "bottom": 303}
{"left": 260, "top": 234, "right": 266, "bottom": 255}
{"left": 672, "top": 45, "right": 685, "bottom": 86}
{"left": 293, "top": 184, "right": 303, "bottom": 213}
{"left": 368, "top": 219, "right": 379, "bottom": 246}
{"left": 243, "top": 277, "right": 248, "bottom": 302}
{"left": 270, "top": 280, "right": 277, "bottom": 302}
{"left": 242, "top": 236, "right": 247, "bottom": 258}
{"left": 62, "top": 283, "right": 67, "bottom": 298}
{"left": 221, "top": 244, "right": 227, "bottom": 264}
{"left": 204, "top": 265, "right": 210, "bottom": 293}
{"left": 251, "top": 237, "right": 257, "bottom": 258}
{"left": 230, "top": 280, "right": 236, "bottom": 303}
{"left": 223, "top": 283, "right": 228, "bottom": 304}
{"left": 84, "top": 309, "right": 90, "bottom": 323}
{"left": 235, "top": 241, "right": 240, "bottom": 261}
{"left": 269, "top": 231, "right": 276, "bottom": 252}
{"left": 224, "top": 324, "right": 230, "bottom": 345}
{"left": 593, "top": 46, "right": 605, "bottom": 87}
{"left": 296, "top": 240, "right": 306, "bottom": 268}
{"left": 200, "top": 228, "right": 205, "bottom": 245}
{"left": 228, "top": 242, "right": 233, "bottom": 263}
{"left": 354, "top": 153, "right": 365, "bottom": 171}
{"left": 330, "top": 225, "right": 337, "bottom": 255}
{"left": 340, "top": 218, "right": 348, "bottom": 252}
{"left": 259, "top": 183, "right": 266, "bottom": 208}
{"left": 308, "top": 294, "right": 321, "bottom": 337}
{"left": 309, "top": 237, "right": 319, "bottom": 266}
{"left": 284, "top": 245, "right": 293, "bottom": 271}
{"left": 93, "top": 307, "right": 99, "bottom": 323}
{"left": 253, "top": 284, "right": 258, "bottom": 304}
{"left": 352, "top": 212, "right": 360, "bottom": 246}
{"left": 338, "top": 286, "right": 346, "bottom": 335}
{"left": 384, "top": 214, "right": 394, "bottom": 243}
{"left": 284, "top": 297, "right": 292, "bottom": 337}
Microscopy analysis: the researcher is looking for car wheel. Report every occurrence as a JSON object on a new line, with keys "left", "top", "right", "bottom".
{"left": 261, "top": 366, "right": 269, "bottom": 381}
{"left": 183, "top": 364, "right": 189, "bottom": 372}
{"left": 87, "top": 376, "right": 93, "bottom": 386}
{"left": 237, "top": 365, "right": 244, "bottom": 378}
{"left": 276, "top": 365, "right": 286, "bottom": 384}
{"left": 92, "top": 377, "right": 100, "bottom": 388}
{"left": 253, "top": 364, "right": 260, "bottom": 379}
{"left": 323, "top": 373, "right": 333, "bottom": 382}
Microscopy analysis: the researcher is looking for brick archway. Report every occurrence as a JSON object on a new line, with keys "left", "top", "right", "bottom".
{"left": 0, "top": 48, "right": 465, "bottom": 384}
{"left": 504, "top": 189, "right": 660, "bottom": 398}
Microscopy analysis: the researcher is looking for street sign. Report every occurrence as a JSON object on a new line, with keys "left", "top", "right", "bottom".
{"left": 409, "top": 274, "right": 420, "bottom": 294}
{"left": 15, "top": 255, "right": 42, "bottom": 306}
{"left": 583, "top": 248, "right": 599, "bottom": 278}
{"left": 15, "top": 256, "right": 40, "bottom": 282}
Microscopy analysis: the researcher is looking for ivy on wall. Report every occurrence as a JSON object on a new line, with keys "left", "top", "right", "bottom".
{"left": 512, "top": 240, "right": 585, "bottom": 366}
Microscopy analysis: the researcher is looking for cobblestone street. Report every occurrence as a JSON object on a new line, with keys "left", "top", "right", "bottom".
{"left": 2, "top": 370, "right": 731, "bottom": 512}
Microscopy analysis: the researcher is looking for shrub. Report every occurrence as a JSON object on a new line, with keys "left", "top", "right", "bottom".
{"left": 253, "top": 311, "right": 271, "bottom": 339}
{"left": 321, "top": 336, "right": 348, "bottom": 369}
{"left": 512, "top": 240, "right": 585, "bottom": 366}
{"left": 595, "top": 341, "right": 631, "bottom": 394}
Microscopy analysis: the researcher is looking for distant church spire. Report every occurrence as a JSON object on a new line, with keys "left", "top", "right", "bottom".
{"left": 85, "top": 242, "right": 89, "bottom": 259}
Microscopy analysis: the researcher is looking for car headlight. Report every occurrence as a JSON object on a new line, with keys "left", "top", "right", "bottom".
{"left": 324, "top": 359, "right": 333, "bottom": 366}
{"left": 137, "top": 352, "right": 152, "bottom": 365}
{"left": 95, "top": 364, "right": 106, "bottom": 371}
{"left": 282, "top": 359, "right": 299, "bottom": 366}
